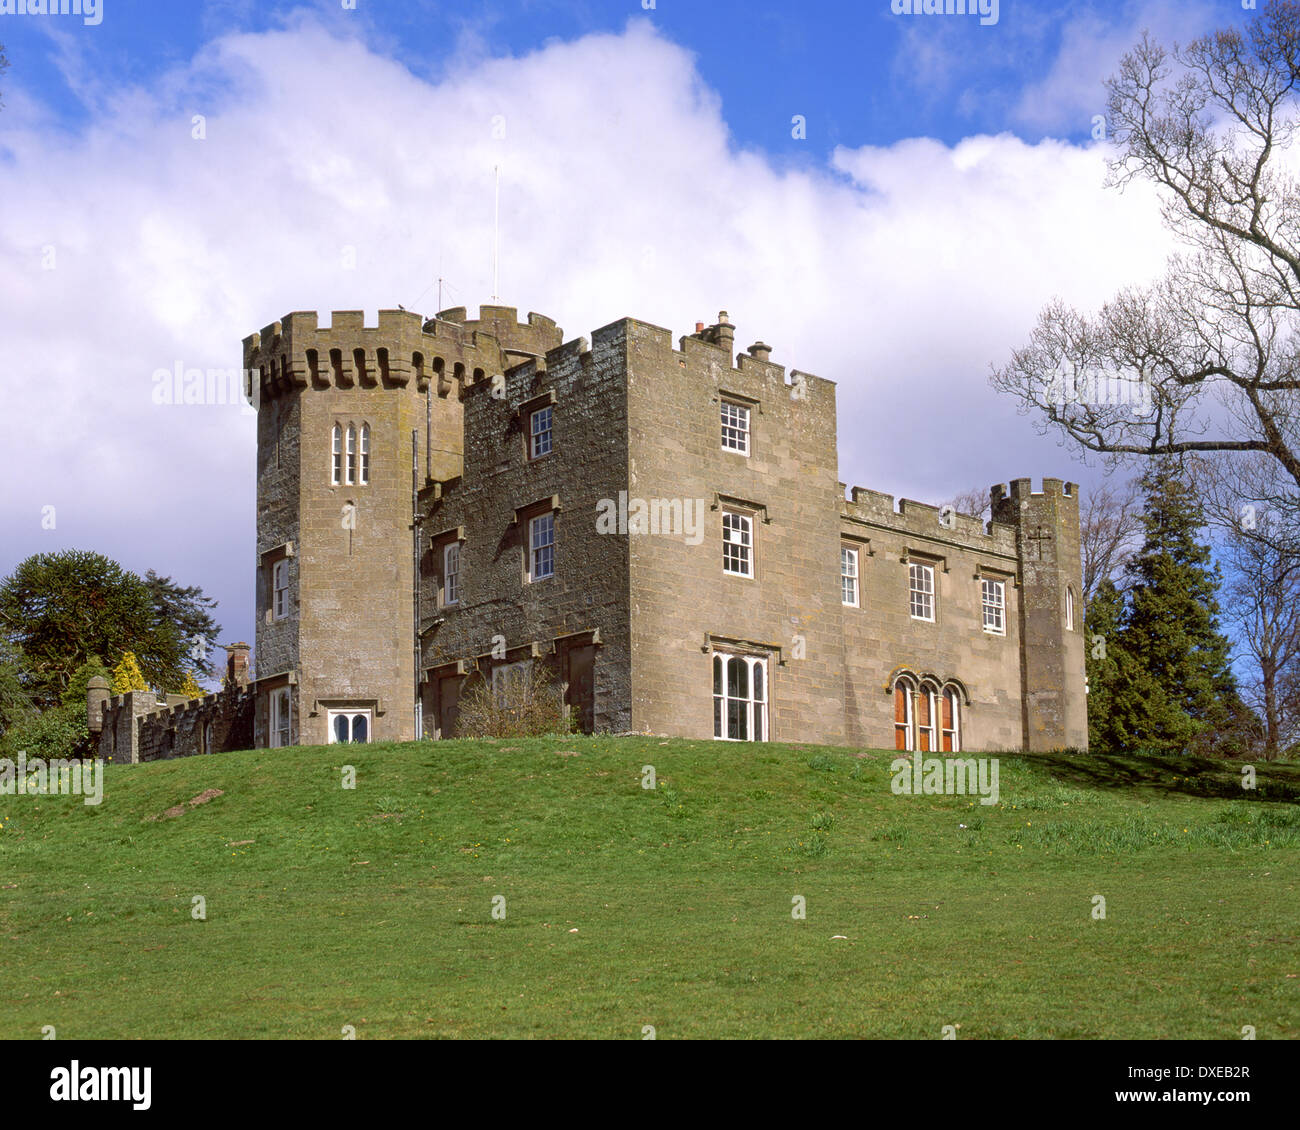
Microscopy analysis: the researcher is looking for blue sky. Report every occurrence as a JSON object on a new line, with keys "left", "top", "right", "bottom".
{"left": 0, "top": 0, "right": 1247, "bottom": 667}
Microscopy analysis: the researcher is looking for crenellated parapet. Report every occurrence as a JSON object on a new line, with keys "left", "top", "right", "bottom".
{"left": 840, "top": 484, "right": 1018, "bottom": 556}
{"left": 241, "top": 304, "right": 563, "bottom": 406}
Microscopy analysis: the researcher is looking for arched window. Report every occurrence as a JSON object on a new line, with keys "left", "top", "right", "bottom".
{"left": 917, "top": 684, "right": 938, "bottom": 752}
{"left": 941, "top": 687, "right": 961, "bottom": 752}
{"left": 359, "top": 424, "right": 370, "bottom": 485}
{"left": 345, "top": 424, "right": 357, "bottom": 485}
{"left": 893, "top": 677, "right": 915, "bottom": 751}
{"left": 331, "top": 424, "right": 342, "bottom": 485}
{"left": 1066, "top": 586, "right": 1076, "bottom": 631}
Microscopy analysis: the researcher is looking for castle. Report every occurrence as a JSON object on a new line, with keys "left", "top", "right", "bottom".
{"left": 90, "top": 304, "right": 1088, "bottom": 761}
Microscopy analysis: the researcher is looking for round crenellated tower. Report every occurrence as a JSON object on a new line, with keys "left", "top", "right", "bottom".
{"left": 240, "top": 304, "right": 562, "bottom": 748}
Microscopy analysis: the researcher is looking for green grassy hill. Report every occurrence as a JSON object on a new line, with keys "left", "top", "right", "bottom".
{"left": 1, "top": 737, "right": 1296, "bottom": 1039}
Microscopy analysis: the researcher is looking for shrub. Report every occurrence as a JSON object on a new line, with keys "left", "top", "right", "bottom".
{"left": 455, "top": 663, "right": 570, "bottom": 739}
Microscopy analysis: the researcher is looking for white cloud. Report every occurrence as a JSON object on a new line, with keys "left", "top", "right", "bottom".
{"left": 0, "top": 14, "right": 1180, "bottom": 640}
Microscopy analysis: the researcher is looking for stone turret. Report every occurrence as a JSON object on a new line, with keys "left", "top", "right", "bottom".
{"left": 992, "top": 477, "right": 1088, "bottom": 750}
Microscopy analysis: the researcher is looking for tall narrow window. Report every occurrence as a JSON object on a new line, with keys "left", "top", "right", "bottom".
{"left": 941, "top": 688, "right": 960, "bottom": 752}
{"left": 1066, "top": 586, "right": 1075, "bottom": 631}
{"left": 359, "top": 424, "right": 370, "bottom": 484}
{"left": 332, "top": 424, "right": 342, "bottom": 485}
{"left": 722, "top": 510, "right": 753, "bottom": 577}
{"left": 841, "top": 546, "right": 859, "bottom": 607}
{"left": 272, "top": 559, "right": 289, "bottom": 621}
{"left": 909, "top": 562, "right": 935, "bottom": 621}
{"left": 530, "top": 406, "right": 553, "bottom": 459}
{"left": 720, "top": 401, "right": 750, "bottom": 455}
{"left": 443, "top": 542, "right": 461, "bottom": 606}
{"left": 529, "top": 513, "right": 555, "bottom": 581}
{"left": 981, "top": 578, "right": 1005, "bottom": 635}
{"left": 712, "top": 653, "right": 768, "bottom": 741}
{"left": 894, "top": 679, "right": 914, "bottom": 751}
{"left": 345, "top": 424, "right": 357, "bottom": 485}
{"left": 917, "top": 686, "right": 937, "bottom": 752}
{"left": 270, "top": 688, "right": 291, "bottom": 748}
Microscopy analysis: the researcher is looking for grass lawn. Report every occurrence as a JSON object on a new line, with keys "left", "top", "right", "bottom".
{"left": 0, "top": 737, "right": 1296, "bottom": 1039}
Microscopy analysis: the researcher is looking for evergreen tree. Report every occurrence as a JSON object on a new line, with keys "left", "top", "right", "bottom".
{"left": 1084, "top": 577, "right": 1128, "bottom": 751}
{"left": 1109, "top": 464, "right": 1243, "bottom": 754}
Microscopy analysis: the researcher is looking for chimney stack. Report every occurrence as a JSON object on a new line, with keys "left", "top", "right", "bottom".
{"left": 747, "top": 341, "right": 772, "bottom": 362}
{"left": 224, "top": 642, "right": 251, "bottom": 690}
{"left": 713, "top": 311, "right": 734, "bottom": 355}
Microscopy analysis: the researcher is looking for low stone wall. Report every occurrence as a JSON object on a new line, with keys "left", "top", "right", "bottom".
{"left": 95, "top": 688, "right": 254, "bottom": 765}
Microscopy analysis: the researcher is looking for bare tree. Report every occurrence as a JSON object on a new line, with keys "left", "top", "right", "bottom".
{"left": 1079, "top": 476, "right": 1144, "bottom": 604}
{"left": 1195, "top": 452, "right": 1300, "bottom": 756}
{"left": 991, "top": 4, "right": 1300, "bottom": 523}
{"left": 940, "top": 487, "right": 991, "bottom": 523}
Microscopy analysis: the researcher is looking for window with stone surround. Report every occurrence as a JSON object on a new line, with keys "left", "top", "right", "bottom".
{"left": 443, "top": 542, "right": 461, "bottom": 606}
{"left": 721, "top": 400, "right": 750, "bottom": 455}
{"left": 331, "top": 424, "right": 342, "bottom": 484}
{"left": 528, "top": 512, "right": 555, "bottom": 582}
{"left": 981, "top": 578, "right": 1005, "bottom": 635}
{"left": 360, "top": 423, "right": 370, "bottom": 485}
{"left": 713, "top": 652, "right": 768, "bottom": 741}
{"left": 722, "top": 510, "right": 754, "bottom": 577}
{"left": 270, "top": 687, "right": 291, "bottom": 748}
{"left": 1066, "top": 586, "right": 1076, "bottom": 631}
{"left": 345, "top": 424, "right": 357, "bottom": 485}
{"left": 909, "top": 562, "right": 935, "bottom": 622}
{"left": 841, "top": 546, "right": 859, "bottom": 607}
{"left": 272, "top": 559, "right": 290, "bottom": 621}
{"left": 529, "top": 405, "right": 553, "bottom": 460}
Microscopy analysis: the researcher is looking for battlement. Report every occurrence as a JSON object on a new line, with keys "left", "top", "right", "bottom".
{"left": 242, "top": 306, "right": 535, "bottom": 404}
{"left": 840, "top": 483, "right": 1018, "bottom": 555}
{"left": 430, "top": 304, "right": 563, "bottom": 361}
{"left": 615, "top": 311, "right": 835, "bottom": 408}
{"left": 990, "top": 477, "right": 1080, "bottom": 508}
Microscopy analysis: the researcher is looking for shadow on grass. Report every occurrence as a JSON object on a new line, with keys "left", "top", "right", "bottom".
{"left": 1024, "top": 748, "right": 1300, "bottom": 805}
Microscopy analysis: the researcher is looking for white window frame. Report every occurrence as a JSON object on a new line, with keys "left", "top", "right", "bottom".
{"left": 712, "top": 652, "right": 768, "bottom": 742}
{"left": 909, "top": 562, "right": 935, "bottom": 622}
{"left": 345, "top": 424, "right": 357, "bottom": 485}
{"left": 359, "top": 423, "right": 370, "bottom": 485}
{"left": 894, "top": 677, "right": 915, "bottom": 752}
{"left": 720, "top": 400, "right": 751, "bottom": 455}
{"left": 270, "top": 687, "right": 291, "bottom": 748}
{"left": 529, "top": 406, "right": 553, "bottom": 460}
{"left": 1066, "top": 586, "right": 1075, "bottom": 631}
{"left": 528, "top": 513, "right": 555, "bottom": 582}
{"left": 331, "top": 424, "right": 342, "bottom": 485}
{"left": 443, "top": 542, "right": 461, "bottom": 606}
{"left": 722, "top": 510, "right": 754, "bottom": 578}
{"left": 327, "top": 709, "right": 372, "bottom": 745}
{"left": 941, "top": 686, "right": 961, "bottom": 753}
{"left": 841, "top": 546, "right": 859, "bottom": 607}
{"left": 272, "top": 559, "right": 289, "bottom": 621}
{"left": 981, "top": 578, "right": 1005, "bottom": 635}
